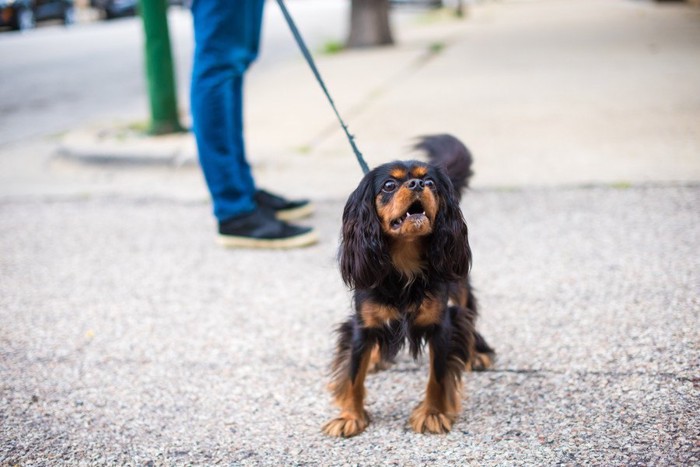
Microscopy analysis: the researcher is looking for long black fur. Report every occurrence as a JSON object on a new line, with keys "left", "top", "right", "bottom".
{"left": 340, "top": 158, "right": 470, "bottom": 290}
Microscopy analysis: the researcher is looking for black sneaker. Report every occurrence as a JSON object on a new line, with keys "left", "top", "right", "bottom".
{"left": 255, "top": 189, "right": 314, "bottom": 221}
{"left": 218, "top": 208, "right": 318, "bottom": 249}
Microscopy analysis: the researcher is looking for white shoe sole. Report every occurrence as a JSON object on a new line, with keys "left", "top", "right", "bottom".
{"left": 217, "top": 230, "right": 319, "bottom": 249}
{"left": 274, "top": 203, "right": 315, "bottom": 222}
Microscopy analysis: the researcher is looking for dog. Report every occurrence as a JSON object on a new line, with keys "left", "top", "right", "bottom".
{"left": 322, "top": 134, "right": 495, "bottom": 437}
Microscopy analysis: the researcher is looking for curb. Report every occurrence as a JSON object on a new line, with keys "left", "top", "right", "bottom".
{"left": 56, "top": 126, "right": 199, "bottom": 168}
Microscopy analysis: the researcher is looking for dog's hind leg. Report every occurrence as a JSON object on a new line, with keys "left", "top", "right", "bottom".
{"left": 469, "top": 330, "right": 496, "bottom": 371}
{"left": 323, "top": 318, "right": 373, "bottom": 437}
{"left": 452, "top": 283, "right": 495, "bottom": 372}
{"left": 367, "top": 343, "right": 392, "bottom": 373}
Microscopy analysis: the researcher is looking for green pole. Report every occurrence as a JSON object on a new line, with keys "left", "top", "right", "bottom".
{"left": 139, "top": 0, "right": 184, "bottom": 135}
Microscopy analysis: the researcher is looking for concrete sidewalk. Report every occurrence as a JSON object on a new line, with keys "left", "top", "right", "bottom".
{"left": 2, "top": 0, "right": 699, "bottom": 465}
{"left": 55, "top": 0, "right": 700, "bottom": 199}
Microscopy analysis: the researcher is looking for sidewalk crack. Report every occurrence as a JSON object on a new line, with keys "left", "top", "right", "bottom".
{"left": 487, "top": 368, "right": 696, "bottom": 384}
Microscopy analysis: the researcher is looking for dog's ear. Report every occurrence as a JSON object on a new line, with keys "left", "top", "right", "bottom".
{"left": 429, "top": 167, "right": 472, "bottom": 281}
{"left": 340, "top": 172, "right": 391, "bottom": 289}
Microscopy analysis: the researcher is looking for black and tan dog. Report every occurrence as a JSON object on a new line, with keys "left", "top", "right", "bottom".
{"left": 323, "top": 134, "right": 495, "bottom": 437}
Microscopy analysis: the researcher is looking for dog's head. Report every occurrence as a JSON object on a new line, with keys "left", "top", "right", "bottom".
{"left": 340, "top": 160, "right": 471, "bottom": 289}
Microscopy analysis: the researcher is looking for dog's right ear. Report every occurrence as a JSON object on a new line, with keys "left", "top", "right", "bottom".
{"left": 340, "top": 172, "right": 391, "bottom": 290}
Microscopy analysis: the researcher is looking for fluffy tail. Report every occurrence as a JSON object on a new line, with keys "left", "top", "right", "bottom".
{"left": 414, "top": 134, "right": 473, "bottom": 199}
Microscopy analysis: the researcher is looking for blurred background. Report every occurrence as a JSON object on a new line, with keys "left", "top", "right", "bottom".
{"left": 1, "top": 0, "right": 698, "bottom": 199}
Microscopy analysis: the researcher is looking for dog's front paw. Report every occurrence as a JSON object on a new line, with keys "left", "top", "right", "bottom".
{"left": 322, "top": 411, "right": 369, "bottom": 438}
{"left": 409, "top": 404, "right": 454, "bottom": 434}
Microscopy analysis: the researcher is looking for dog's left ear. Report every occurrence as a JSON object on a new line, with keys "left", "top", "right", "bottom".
{"left": 339, "top": 171, "right": 391, "bottom": 289}
{"left": 429, "top": 167, "right": 472, "bottom": 281}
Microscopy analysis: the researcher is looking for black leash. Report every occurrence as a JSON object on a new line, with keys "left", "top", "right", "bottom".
{"left": 275, "top": 0, "right": 370, "bottom": 175}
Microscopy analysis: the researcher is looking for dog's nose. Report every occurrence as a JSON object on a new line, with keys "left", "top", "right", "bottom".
{"left": 406, "top": 179, "right": 425, "bottom": 192}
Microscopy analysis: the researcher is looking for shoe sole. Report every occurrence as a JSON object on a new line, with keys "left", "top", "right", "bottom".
{"left": 274, "top": 203, "right": 315, "bottom": 222}
{"left": 217, "top": 230, "right": 319, "bottom": 249}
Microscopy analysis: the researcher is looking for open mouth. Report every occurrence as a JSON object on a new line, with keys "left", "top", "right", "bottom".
{"left": 390, "top": 200, "right": 427, "bottom": 229}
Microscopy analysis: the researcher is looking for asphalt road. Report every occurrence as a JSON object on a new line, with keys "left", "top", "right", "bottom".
{"left": 0, "top": 1, "right": 353, "bottom": 146}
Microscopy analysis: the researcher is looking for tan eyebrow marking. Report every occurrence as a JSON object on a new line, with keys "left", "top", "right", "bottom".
{"left": 390, "top": 168, "right": 407, "bottom": 179}
{"left": 411, "top": 166, "right": 428, "bottom": 178}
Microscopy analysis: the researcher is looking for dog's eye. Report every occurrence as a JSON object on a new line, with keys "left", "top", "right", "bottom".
{"left": 424, "top": 179, "right": 436, "bottom": 189}
{"left": 382, "top": 180, "right": 398, "bottom": 192}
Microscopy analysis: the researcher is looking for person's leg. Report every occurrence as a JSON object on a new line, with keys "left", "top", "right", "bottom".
{"left": 190, "top": 0, "right": 264, "bottom": 222}
{"left": 190, "top": 0, "right": 316, "bottom": 248}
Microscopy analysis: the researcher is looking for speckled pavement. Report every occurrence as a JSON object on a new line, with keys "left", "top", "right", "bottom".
{"left": 1, "top": 185, "right": 697, "bottom": 464}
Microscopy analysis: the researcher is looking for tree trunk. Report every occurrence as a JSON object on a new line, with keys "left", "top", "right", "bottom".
{"left": 347, "top": 0, "right": 394, "bottom": 49}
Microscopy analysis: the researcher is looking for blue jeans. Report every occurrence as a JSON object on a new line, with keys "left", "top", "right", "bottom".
{"left": 190, "top": 0, "right": 266, "bottom": 222}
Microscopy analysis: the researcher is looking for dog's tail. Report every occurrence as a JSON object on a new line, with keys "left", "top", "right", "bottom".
{"left": 414, "top": 134, "right": 473, "bottom": 199}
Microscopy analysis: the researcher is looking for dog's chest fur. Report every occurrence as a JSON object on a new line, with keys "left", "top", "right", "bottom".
{"left": 389, "top": 238, "right": 427, "bottom": 283}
